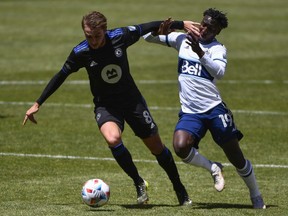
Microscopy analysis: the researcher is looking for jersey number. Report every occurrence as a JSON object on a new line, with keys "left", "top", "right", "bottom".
{"left": 218, "top": 114, "right": 233, "bottom": 128}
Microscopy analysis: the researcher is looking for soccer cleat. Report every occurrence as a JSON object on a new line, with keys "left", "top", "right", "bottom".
{"left": 135, "top": 180, "right": 149, "bottom": 204}
{"left": 251, "top": 195, "right": 266, "bottom": 209}
{"left": 175, "top": 186, "right": 192, "bottom": 206}
{"left": 211, "top": 162, "right": 225, "bottom": 192}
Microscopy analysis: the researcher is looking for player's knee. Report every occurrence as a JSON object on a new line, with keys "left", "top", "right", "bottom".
{"left": 100, "top": 125, "right": 122, "bottom": 146}
{"left": 173, "top": 130, "right": 194, "bottom": 158}
{"left": 103, "top": 132, "right": 122, "bottom": 146}
{"left": 107, "top": 138, "right": 121, "bottom": 146}
{"left": 173, "top": 139, "right": 189, "bottom": 158}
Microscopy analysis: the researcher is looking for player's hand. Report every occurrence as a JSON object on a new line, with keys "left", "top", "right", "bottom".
{"left": 186, "top": 30, "right": 204, "bottom": 57}
{"left": 152, "top": 17, "right": 174, "bottom": 36}
{"left": 186, "top": 30, "right": 199, "bottom": 46}
{"left": 183, "top": 21, "right": 201, "bottom": 34}
{"left": 23, "top": 102, "right": 40, "bottom": 125}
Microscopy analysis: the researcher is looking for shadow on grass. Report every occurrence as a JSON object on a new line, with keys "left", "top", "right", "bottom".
{"left": 193, "top": 202, "right": 276, "bottom": 209}
{"left": 88, "top": 208, "right": 115, "bottom": 212}
{"left": 0, "top": 114, "right": 13, "bottom": 119}
{"left": 85, "top": 203, "right": 174, "bottom": 211}
{"left": 119, "top": 202, "right": 277, "bottom": 210}
{"left": 84, "top": 202, "right": 277, "bottom": 211}
{"left": 120, "top": 203, "right": 174, "bottom": 209}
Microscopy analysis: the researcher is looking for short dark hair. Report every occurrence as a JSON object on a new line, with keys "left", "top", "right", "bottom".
{"left": 203, "top": 8, "right": 228, "bottom": 29}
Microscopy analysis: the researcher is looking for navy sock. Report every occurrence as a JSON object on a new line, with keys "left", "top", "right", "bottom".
{"left": 110, "top": 143, "right": 143, "bottom": 185}
{"left": 155, "top": 146, "right": 184, "bottom": 191}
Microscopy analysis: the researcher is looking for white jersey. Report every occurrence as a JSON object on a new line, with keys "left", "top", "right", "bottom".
{"left": 144, "top": 32, "right": 227, "bottom": 113}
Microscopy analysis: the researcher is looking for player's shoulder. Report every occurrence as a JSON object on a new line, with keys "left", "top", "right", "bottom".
{"left": 169, "top": 31, "right": 185, "bottom": 39}
{"left": 168, "top": 32, "right": 186, "bottom": 44}
{"left": 107, "top": 28, "right": 124, "bottom": 39}
{"left": 73, "top": 40, "right": 89, "bottom": 54}
{"left": 211, "top": 38, "right": 225, "bottom": 48}
{"left": 107, "top": 25, "right": 139, "bottom": 38}
{"left": 205, "top": 38, "right": 226, "bottom": 51}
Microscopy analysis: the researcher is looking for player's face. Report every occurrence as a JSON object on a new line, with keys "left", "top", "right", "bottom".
{"left": 83, "top": 24, "right": 106, "bottom": 49}
{"left": 199, "top": 15, "right": 221, "bottom": 43}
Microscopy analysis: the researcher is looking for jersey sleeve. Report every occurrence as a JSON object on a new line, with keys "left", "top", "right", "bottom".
{"left": 123, "top": 21, "right": 184, "bottom": 47}
{"left": 138, "top": 21, "right": 184, "bottom": 36}
{"left": 143, "top": 32, "right": 185, "bottom": 51}
{"left": 62, "top": 50, "right": 83, "bottom": 74}
{"left": 36, "top": 71, "right": 69, "bottom": 105}
{"left": 199, "top": 44, "right": 227, "bottom": 80}
{"left": 36, "top": 49, "right": 83, "bottom": 105}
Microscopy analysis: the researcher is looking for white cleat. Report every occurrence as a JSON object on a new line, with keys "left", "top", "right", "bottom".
{"left": 211, "top": 162, "right": 225, "bottom": 192}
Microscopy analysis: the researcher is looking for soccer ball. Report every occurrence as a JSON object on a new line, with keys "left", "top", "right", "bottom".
{"left": 81, "top": 178, "right": 110, "bottom": 208}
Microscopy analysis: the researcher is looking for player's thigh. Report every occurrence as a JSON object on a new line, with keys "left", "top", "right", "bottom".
{"left": 95, "top": 106, "right": 124, "bottom": 146}
{"left": 209, "top": 103, "right": 242, "bottom": 145}
{"left": 174, "top": 112, "right": 207, "bottom": 149}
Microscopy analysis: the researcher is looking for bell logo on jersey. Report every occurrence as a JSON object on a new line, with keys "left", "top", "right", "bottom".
{"left": 179, "top": 59, "right": 214, "bottom": 81}
{"left": 101, "top": 64, "right": 122, "bottom": 84}
{"left": 181, "top": 60, "right": 202, "bottom": 76}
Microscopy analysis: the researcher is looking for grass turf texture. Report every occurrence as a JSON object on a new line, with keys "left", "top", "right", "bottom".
{"left": 1, "top": 0, "right": 287, "bottom": 215}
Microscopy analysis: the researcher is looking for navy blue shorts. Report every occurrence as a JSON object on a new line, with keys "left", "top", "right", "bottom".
{"left": 94, "top": 97, "right": 158, "bottom": 139}
{"left": 175, "top": 102, "right": 243, "bottom": 148}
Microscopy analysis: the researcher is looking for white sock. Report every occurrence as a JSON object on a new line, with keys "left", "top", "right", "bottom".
{"left": 182, "top": 147, "right": 212, "bottom": 172}
{"left": 237, "top": 159, "right": 261, "bottom": 198}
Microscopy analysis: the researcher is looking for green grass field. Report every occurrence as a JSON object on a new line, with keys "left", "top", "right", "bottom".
{"left": 1, "top": 0, "right": 287, "bottom": 215}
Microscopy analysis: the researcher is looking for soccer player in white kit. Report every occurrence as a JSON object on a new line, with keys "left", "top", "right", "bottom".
{"left": 144, "top": 8, "right": 266, "bottom": 209}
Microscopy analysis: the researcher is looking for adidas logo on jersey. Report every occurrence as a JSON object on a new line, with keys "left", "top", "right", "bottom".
{"left": 90, "top": 61, "right": 98, "bottom": 67}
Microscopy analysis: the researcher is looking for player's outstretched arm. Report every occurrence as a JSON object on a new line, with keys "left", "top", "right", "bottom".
{"left": 23, "top": 102, "right": 40, "bottom": 125}
{"left": 22, "top": 70, "right": 69, "bottom": 126}
{"left": 151, "top": 17, "right": 174, "bottom": 36}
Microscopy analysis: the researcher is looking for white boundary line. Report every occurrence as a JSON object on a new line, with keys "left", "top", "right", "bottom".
{"left": 0, "top": 80, "right": 287, "bottom": 85}
{"left": 1, "top": 152, "right": 287, "bottom": 168}
{"left": 0, "top": 101, "right": 287, "bottom": 116}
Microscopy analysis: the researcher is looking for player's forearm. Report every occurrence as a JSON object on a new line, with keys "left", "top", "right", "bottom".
{"left": 143, "top": 33, "right": 168, "bottom": 46}
{"left": 200, "top": 53, "right": 226, "bottom": 79}
{"left": 36, "top": 71, "right": 69, "bottom": 105}
{"left": 139, "top": 21, "right": 183, "bottom": 36}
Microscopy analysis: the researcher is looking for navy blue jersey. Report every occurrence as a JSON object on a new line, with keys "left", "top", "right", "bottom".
{"left": 36, "top": 21, "right": 184, "bottom": 108}
{"left": 63, "top": 26, "right": 142, "bottom": 107}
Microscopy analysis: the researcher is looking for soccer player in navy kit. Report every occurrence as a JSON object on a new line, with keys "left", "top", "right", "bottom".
{"left": 23, "top": 11, "right": 194, "bottom": 205}
{"left": 144, "top": 8, "right": 266, "bottom": 209}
